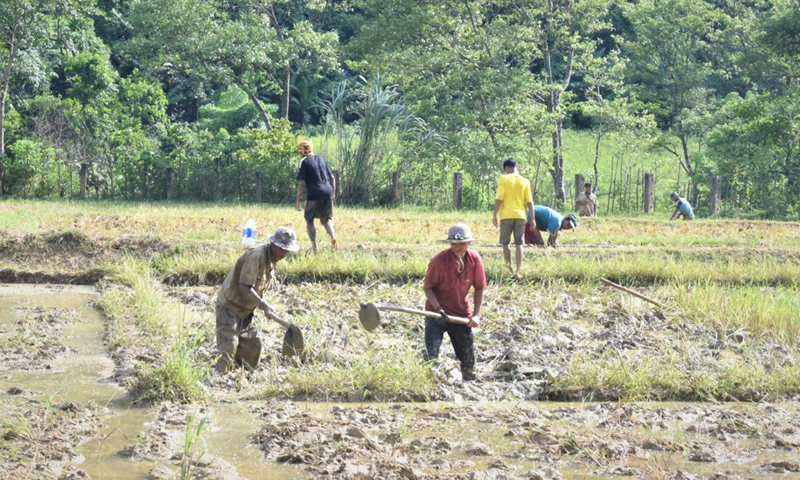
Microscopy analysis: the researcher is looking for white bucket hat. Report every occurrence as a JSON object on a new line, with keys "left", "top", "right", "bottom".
{"left": 269, "top": 226, "right": 300, "bottom": 252}
{"left": 446, "top": 223, "right": 475, "bottom": 243}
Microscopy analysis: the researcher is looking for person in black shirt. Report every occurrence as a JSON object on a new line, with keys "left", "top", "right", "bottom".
{"left": 295, "top": 140, "right": 338, "bottom": 252}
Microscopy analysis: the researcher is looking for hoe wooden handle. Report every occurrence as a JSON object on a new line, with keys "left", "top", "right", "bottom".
{"left": 374, "top": 304, "right": 471, "bottom": 325}
{"left": 266, "top": 311, "right": 292, "bottom": 329}
{"left": 600, "top": 278, "right": 666, "bottom": 309}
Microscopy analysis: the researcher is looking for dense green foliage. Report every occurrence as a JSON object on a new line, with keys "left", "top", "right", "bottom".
{"left": 0, "top": 0, "right": 797, "bottom": 217}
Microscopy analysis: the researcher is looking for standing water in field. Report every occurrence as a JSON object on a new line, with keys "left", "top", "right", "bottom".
{"left": 0, "top": 284, "right": 305, "bottom": 480}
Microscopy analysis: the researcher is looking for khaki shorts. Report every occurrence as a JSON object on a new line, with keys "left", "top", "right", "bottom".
{"left": 499, "top": 219, "right": 525, "bottom": 245}
{"left": 304, "top": 198, "right": 333, "bottom": 222}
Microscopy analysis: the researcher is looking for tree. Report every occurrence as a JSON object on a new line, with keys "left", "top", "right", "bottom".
{"left": 622, "top": 0, "right": 724, "bottom": 203}
{"left": 122, "top": 0, "right": 338, "bottom": 130}
{"left": 349, "top": 0, "right": 610, "bottom": 205}
{"left": 579, "top": 50, "right": 654, "bottom": 187}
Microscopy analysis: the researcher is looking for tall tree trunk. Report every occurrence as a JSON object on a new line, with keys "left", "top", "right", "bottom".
{"left": 551, "top": 116, "right": 566, "bottom": 204}
{"left": 280, "top": 64, "right": 291, "bottom": 119}
{"left": 542, "top": 29, "right": 572, "bottom": 206}
{"left": 235, "top": 77, "right": 273, "bottom": 130}
{"left": 0, "top": 24, "right": 20, "bottom": 197}
{"left": 678, "top": 130, "right": 697, "bottom": 203}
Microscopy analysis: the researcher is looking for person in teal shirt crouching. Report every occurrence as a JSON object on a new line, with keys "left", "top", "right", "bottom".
{"left": 524, "top": 205, "right": 577, "bottom": 248}
{"left": 669, "top": 192, "right": 695, "bottom": 221}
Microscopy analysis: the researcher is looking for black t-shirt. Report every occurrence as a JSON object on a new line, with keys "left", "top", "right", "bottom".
{"left": 297, "top": 155, "right": 333, "bottom": 200}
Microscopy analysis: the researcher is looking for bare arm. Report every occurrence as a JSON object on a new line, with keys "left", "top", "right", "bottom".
{"left": 526, "top": 202, "right": 534, "bottom": 224}
{"left": 669, "top": 206, "right": 679, "bottom": 221}
{"left": 295, "top": 180, "right": 306, "bottom": 211}
{"left": 469, "top": 287, "right": 484, "bottom": 328}
{"left": 424, "top": 287, "right": 441, "bottom": 311}
{"left": 548, "top": 231, "right": 559, "bottom": 247}
{"left": 492, "top": 199, "right": 502, "bottom": 227}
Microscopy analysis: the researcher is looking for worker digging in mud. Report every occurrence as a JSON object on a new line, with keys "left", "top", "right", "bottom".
{"left": 669, "top": 192, "right": 695, "bottom": 221}
{"left": 214, "top": 227, "right": 300, "bottom": 374}
{"left": 423, "top": 223, "right": 486, "bottom": 381}
{"left": 524, "top": 205, "right": 577, "bottom": 248}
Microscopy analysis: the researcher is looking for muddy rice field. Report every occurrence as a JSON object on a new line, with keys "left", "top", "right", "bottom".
{"left": 1, "top": 202, "right": 800, "bottom": 479}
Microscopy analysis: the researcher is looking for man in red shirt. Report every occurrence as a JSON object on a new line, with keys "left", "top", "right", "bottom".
{"left": 423, "top": 223, "right": 486, "bottom": 381}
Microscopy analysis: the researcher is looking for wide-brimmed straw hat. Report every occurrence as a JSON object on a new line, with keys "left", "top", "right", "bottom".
{"left": 269, "top": 226, "right": 300, "bottom": 252}
{"left": 445, "top": 223, "right": 475, "bottom": 243}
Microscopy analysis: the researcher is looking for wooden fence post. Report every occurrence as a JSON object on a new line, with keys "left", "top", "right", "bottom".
{"left": 453, "top": 172, "right": 463, "bottom": 209}
{"left": 574, "top": 173, "right": 584, "bottom": 211}
{"left": 392, "top": 170, "right": 402, "bottom": 206}
{"left": 255, "top": 171, "right": 263, "bottom": 202}
{"left": 79, "top": 163, "right": 88, "bottom": 199}
{"left": 166, "top": 167, "right": 174, "bottom": 200}
{"left": 710, "top": 175, "right": 721, "bottom": 214}
{"left": 644, "top": 173, "right": 654, "bottom": 214}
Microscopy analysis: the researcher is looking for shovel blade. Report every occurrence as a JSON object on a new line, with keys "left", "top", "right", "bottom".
{"left": 358, "top": 302, "right": 381, "bottom": 332}
{"left": 282, "top": 324, "right": 305, "bottom": 357}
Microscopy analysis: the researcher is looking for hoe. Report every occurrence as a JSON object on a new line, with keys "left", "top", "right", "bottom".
{"left": 358, "top": 302, "right": 471, "bottom": 332}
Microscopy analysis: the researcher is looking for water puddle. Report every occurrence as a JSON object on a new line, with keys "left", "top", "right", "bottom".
{"left": 0, "top": 284, "right": 306, "bottom": 480}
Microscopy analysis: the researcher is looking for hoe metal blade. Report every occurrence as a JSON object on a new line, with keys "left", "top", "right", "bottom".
{"left": 282, "top": 324, "right": 305, "bottom": 357}
{"left": 358, "top": 302, "right": 381, "bottom": 332}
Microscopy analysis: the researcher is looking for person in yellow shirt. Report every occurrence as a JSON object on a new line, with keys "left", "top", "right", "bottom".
{"left": 492, "top": 158, "right": 534, "bottom": 278}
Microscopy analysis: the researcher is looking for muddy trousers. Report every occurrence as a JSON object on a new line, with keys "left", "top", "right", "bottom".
{"left": 424, "top": 317, "right": 476, "bottom": 380}
{"left": 215, "top": 305, "right": 262, "bottom": 374}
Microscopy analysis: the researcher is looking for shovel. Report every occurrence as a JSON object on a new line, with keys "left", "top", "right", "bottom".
{"left": 359, "top": 302, "right": 471, "bottom": 332}
{"left": 265, "top": 311, "right": 305, "bottom": 357}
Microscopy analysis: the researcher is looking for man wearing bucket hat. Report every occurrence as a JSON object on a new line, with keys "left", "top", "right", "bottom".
{"left": 669, "top": 192, "right": 695, "bottom": 221}
{"left": 524, "top": 205, "right": 577, "bottom": 248}
{"left": 423, "top": 223, "right": 486, "bottom": 381}
{"left": 214, "top": 226, "right": 300, "bottom": 374}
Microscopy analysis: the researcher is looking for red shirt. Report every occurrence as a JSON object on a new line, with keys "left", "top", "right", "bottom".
{"left": 424, "top": 249, "right": 486, "bottom": 318}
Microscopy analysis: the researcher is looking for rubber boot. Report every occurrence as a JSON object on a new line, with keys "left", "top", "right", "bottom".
{"left": 461, "top": 367, "right": 476, "bottom": 381}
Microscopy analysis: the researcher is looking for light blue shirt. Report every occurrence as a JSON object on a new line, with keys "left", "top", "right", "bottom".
{"left": 676, "top": 197, "right": 695, "bottom": 219}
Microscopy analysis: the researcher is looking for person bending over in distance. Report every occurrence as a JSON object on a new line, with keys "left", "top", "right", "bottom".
{"left": 669, "top": 192, "right": 695, "bottom": 221}
{"left": 214, "top": 227, "right": 299, "bottom": 374}
{"left": 295, "top": 140, "right": 338, "bottom": 252}
{"left": 524, "top": 205, "right": 577, "bottom": 248}
{"left": 492, "top": 157, "right": 534, "bottom": 278}
{"left": 423, "top": 223, "right": 486, "bottom": 382}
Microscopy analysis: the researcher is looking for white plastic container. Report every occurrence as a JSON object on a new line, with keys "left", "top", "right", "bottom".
{"left": 241, "top": 219, "right": 257, "bottom": 246}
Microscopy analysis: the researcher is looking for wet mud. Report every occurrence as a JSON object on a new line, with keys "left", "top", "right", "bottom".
{"left": 0, "top": 306, "right": 78, "bottom": 370}
{"left": 254, "top": 400, "right": 800, "bottom": 480}
{"left": 0, "top": 399, "right": 102, "bottom": 480}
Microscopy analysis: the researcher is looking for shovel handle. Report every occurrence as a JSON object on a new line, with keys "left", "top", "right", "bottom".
{"left": 374, "top": 304, "right": 471, "bottom": 325}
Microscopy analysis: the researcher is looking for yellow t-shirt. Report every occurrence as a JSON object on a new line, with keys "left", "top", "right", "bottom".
{"left": 495, "top": 173, "right": 533, "bottom": 221}
{"left": 216, "top": 244, "right": 275, "bottom": 319}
